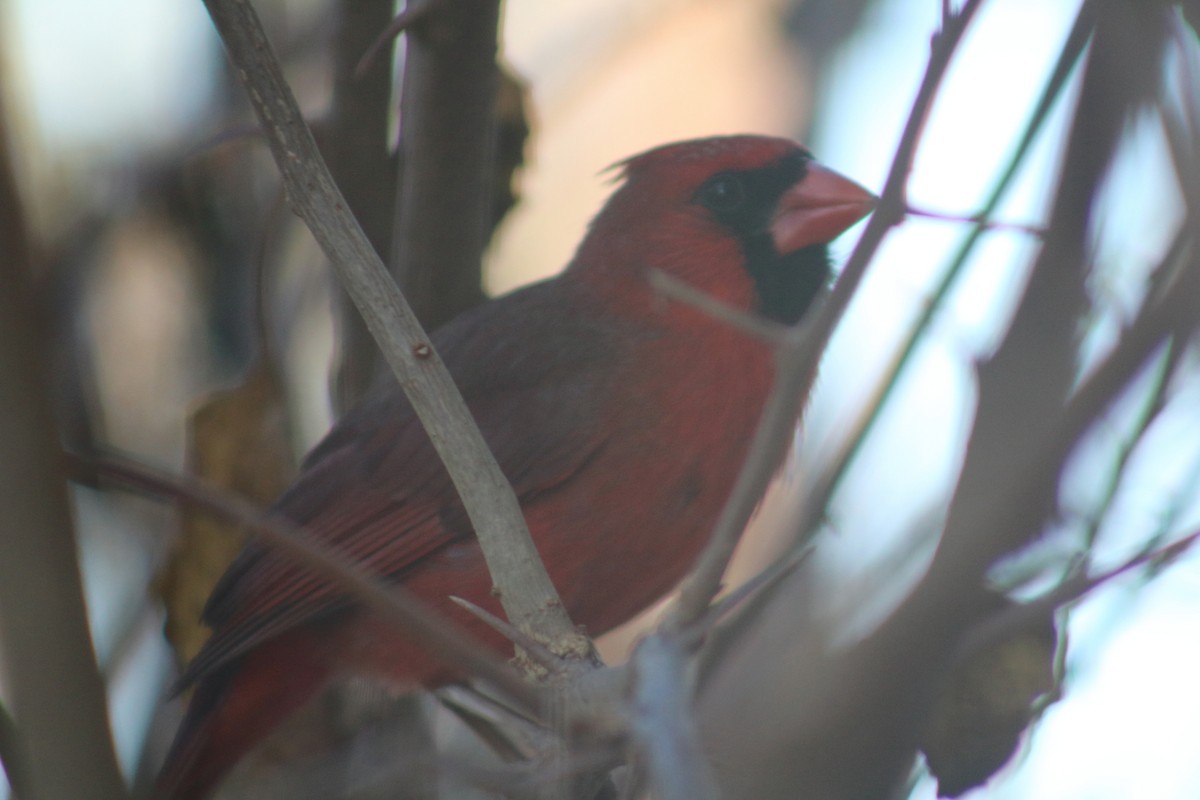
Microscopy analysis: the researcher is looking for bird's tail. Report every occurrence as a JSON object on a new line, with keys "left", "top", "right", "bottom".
{"left": 153, "top": 637, "right": 332, "bottom": 800}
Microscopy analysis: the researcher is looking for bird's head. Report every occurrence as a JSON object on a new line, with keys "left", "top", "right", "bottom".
{"left": 571, "top": 135, "right": 875, "bottom": 325}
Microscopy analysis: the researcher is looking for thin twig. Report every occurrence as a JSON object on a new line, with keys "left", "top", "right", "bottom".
{"left": 1147, "top": 445, "right": 1200, "bottom": 553}
{"left": 681, "top": 545, "right": 815, "bottom": 651}
{"left": 666, "top": 0, "right": 986, "bottom": 630}
{"left": 355, "top": 0, "right": 436, "bottom": 79}
{"left": 928, "top": 0, "right": 1170, "bottom": 584}
{"left": 200, "top": 0, "right": 582, "bottom": 651}
{"left": 67, "top": 449, "right": 541, "bottom": 713}
{"left": 701, "top": 546, "right": 813, "bottom": 625}
{"left": 790, "top": 0, "right": 1097, "bottom": 550}
{"left": 959, "top": 524, "right": 1200, "bottom": 661}
{"left": 1067, "top": 336, "right": 1180, "bottom": 573}
{"left": 648, "top": 269, "right": 790, "bottom": 347}
{"left": 449, "top": 595, "right": 563, "bottom": 672}
{"left": 904, "top": 204, "right": 1047, "bottom": 237}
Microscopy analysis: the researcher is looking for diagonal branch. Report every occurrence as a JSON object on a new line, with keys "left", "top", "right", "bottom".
{"left": 667, "top": 0, "right": 986, "bottom": 630}
{"left": 791, "top": 0, "right": 1098, "bottom": 550}
{"left": 68, "top": 449, "right": 540, "bottom": 712}
{"left": 200, "top": 0, "right": 582, "bottom": 654}
{"left": 960, "top": 522, "right": 1200, "bottom": 662}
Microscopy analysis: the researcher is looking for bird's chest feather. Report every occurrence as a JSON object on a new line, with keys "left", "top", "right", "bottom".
{"left": 525, "top": 324, "right": 775, "bottom": 633}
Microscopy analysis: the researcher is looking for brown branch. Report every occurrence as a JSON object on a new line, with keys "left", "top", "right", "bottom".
{"left": 325, "top": 0, "right": 404, "bottom": 413}
{"left": 930, "top": 1, "right": 1171, "bottom": 586}
{"left": 667, "top": 0, "right": 986, "bottom": 631}
{"left": 356, "top": 1, "right": 436, "bottom": 79}
{"left": 693, "top": 6, "right": 1186, "bottom": 800}
{"left": 200, "top": 0, "right": 582, "bottom": 653}
{"left": 68, "top": 449, "right": 540, "bottom": 713}
{"left": 831, "top": 6, "right": 1183, "bottom": 790}
{"left": 0, "top": 110, "right": 126, "bottom": 799}
{"left": 390, "top": 0, "right": 498, "bottom": 330}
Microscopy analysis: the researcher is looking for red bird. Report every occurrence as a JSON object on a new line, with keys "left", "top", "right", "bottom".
{"left": 155, "top": 135, "right": 874, "bottom": 799}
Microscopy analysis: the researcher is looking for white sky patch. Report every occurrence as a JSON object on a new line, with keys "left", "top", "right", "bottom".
{"left": 8, "top": 0, "right": 215, "bottom": 151}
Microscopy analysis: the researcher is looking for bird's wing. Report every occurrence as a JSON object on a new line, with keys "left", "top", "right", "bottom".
{"left": 177, "top": 280, "right": 631, "bottom": 687}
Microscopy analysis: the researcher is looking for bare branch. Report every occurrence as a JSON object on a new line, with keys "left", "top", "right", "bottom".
{"left": 792, "top": 0, "right": 1097, "bottom": 553}
{"left": 326, "top": 0, "right": 404, "bottom": 412}
{"left": 0, "top": 102, "right": 126, "bottom": 800}
{"left": 390, "top": 0, "right": 499, "bottom": 330}
{"left": 904, "top": 204, "right": 1048, "bottom": 238}
{"left": 930, "top": 0, "right": 1170, "bottom": 587}
{"left": 200, "top": 0, "right": 582, "bottom": 653}
{"left": 693, "top": 7, "right": 1182, "bottom": 799}
{"left": 449, "top": 595, "right": 566, "bottom": 674}
{"left": 667, "top": 0, "right": 987, "bottom": 631}
{"left": 648, "top": 269, "right": 790, "bottom": 347}
{"left": 356, "top": 0, "right": 437, "bottom": 79}
{"left": 68, "top": 449, "right": 540, "bottom": 714}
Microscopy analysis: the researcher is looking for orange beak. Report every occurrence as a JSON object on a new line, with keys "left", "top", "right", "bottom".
{"left": 770, "top": 162, "right": 876, "bottom": 254}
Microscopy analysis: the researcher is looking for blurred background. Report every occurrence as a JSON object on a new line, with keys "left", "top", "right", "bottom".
{"left": 0, "top": 0, "right": 1197, "bottom": 797}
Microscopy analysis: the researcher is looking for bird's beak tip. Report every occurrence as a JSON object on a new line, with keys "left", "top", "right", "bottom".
{"left": 770, "top": 163, "right": 875, "bottom": 254}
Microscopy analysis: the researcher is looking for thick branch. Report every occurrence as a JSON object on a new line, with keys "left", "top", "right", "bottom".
{"left": 201, "top": 0, "right": 580, "bottom": 653}
{"left": 391, "top": 0, "right": 498, "bottom": 330}
{"left": 790, "top": 1, "right": 1097, "bottom": 545}
{"left": 326, "top": 0, "right": 403, "bottom": 412}
{"left": 932, "top": 0, "right": 1171, "bottom": 590}
{"left": 0, "top": 111, "right": 126, "bottom": 800}
{"left": 696, "top": 6, "right": 1180, "bottom": 800}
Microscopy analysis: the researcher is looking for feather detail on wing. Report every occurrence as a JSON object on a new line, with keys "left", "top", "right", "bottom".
{"left": 176, "top": 279, "right": 632, "bottom": 689}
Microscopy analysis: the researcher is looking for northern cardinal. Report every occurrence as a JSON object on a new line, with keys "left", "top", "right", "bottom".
{"left": 156, "top": 135, "right": 874, "bottom": 799}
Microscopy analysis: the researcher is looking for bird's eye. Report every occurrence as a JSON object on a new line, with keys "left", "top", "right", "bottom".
{"left": 696, "top": 174, "right": 746, "bottom": 213}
